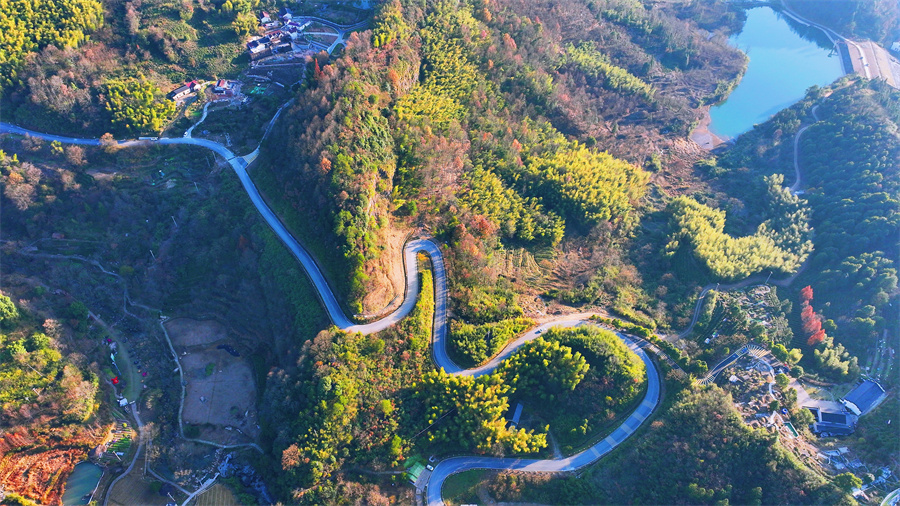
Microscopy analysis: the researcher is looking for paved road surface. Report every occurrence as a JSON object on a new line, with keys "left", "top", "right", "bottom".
{"left": 777, "top": 0, "right": 895, "bottom": 84}
{"left": 425, "top": 331, "right": 661, "bottom": 505}
{"left": 1, "top": 120, "right": 661, "bottom": 505}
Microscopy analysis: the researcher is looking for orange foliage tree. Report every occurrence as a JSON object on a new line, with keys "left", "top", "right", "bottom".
{"left": 799, "top": 286, "right": 826, "bottom": 347}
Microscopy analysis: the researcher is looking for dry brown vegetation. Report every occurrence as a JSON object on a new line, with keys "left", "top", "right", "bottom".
{"left": 0, "top": 424, "right": 108, "bottom": 505}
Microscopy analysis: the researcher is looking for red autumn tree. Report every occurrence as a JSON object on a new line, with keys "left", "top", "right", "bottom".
{"left": 800, "top": 285, "right": 813, "bottom": 305}
{"left": 807, "top": 329, "right": 826, "bottom": 346}
{"left": 800, "top": 304, "right": 815, "bottom": 321}
{"left": 800, "top": 285, "right": 827, "bottom": 347}
{"left": 802, "top": 311, "right": 822, "bottom": 336}
{"left": 314, "top": 58, "right": 323, "bottom": 80}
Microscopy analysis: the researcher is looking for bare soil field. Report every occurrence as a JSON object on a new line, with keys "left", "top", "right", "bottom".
{"left": 360, "top": 226, "right": 409, "bottom": 318}
{"left": 196, "top": 483, "right": 240, "bottom": 506}
{"left": 165, "top": 318, "right": 259, "bottom": 444}
{"left": 308, "top": 33, "right": 339, "bottom": 45}
{"left": 166, "top": 318, "right": 228, "bottom": 348}
{"left": 181, "top": 350, "right": 259, "bottom": 441}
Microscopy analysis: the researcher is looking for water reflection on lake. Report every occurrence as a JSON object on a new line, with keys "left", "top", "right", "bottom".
{"left": 709, "top": 7, "right": 844, "bottom": 140}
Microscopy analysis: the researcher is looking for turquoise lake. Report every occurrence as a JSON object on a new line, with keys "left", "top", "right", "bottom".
{"left": 61, "top": 462, "right": 103, "bottom": 506}
{"left": 709, "top": 7, "right": 844, "bottom": 140}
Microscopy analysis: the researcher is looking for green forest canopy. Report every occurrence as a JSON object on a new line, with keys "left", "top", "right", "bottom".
{"left": 665, "top": 178, "right": 812, "bottom": 282}
{"left": 597, "top": 386, "right": 852, "bottom": 505}
{"left": 0, "top": 0, "right": 103, "bottom": 91}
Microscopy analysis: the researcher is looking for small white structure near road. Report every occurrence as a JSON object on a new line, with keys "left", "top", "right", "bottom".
{"left": 891, "top": 41, "right": 900, "bottom": 53}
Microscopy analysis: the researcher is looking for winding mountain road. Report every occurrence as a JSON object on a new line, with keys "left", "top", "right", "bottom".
{"left": 0, "top": 120, "right": 661, "bottom": 505}
{"left": 790, "top": 105, "right": 820, "bottom": 193}
{"left": 425, "top": 332, "right": 660, "bottom": 505}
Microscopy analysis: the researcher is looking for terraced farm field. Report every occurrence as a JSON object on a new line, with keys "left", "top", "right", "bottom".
{"left": 196, "top": 483, "right": 240, "bottom": 506}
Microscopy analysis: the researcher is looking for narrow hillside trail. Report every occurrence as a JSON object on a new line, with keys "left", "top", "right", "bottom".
{"left": 1, "top": 119, "right": 663, "bottom": 506}
{"left": 790, "top": 105, "right": 820, "bottom": 193}
{"left": 678, "top": 103, "right": 821, "bottom": 341}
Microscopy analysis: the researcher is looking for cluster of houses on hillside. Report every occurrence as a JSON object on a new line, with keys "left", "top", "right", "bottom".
{"left": 807, "top": 379, "right": 887, "bottom": 437}
{"left": 168, "top": 80, "right": 235, "bottom": 102}
{"left": 246, "top": 8, "right": 317, "bottom": 60}
{"left": 170, "top": 80, "right": 201, "bottom": 100}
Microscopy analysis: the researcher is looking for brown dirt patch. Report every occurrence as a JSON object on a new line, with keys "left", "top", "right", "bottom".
{"left": 360, "top": 225, "right": 410, "bottom": 317}
{"left": 181, "top": 348, "right": 259, "bottom": 442}
{"left": 689, "top": 107, "right": 727, "bottom": 150}
{"left": 165, "top": 318, "right": 228, "bottom": 348}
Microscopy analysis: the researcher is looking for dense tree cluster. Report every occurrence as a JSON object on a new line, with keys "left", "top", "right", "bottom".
{"left": 449, "top": 317, "right": 534, "bottom": 368}
{"left": 371, "top": 0, "right": 409, "bottom": 48}
{"left": 0, "top": 0, "right": 103, "bottom": 91}
{"left": 0, "top": 296, "right": 99, "bottom": 424}
{"left": 520, "top": 137, "right": 649, "bottom": 228}
{"left": 458, "top": 167, "right": 565, "bottom": 246}
{"left": 854, "top": 394, "right": 898, "bottom": 466}
{"left": 103, "top": 77, "right": 175, "bottom": 135}
{"left": 261, "top": 0, "right": 745, "bottom": 317}
{"left": 798, "top": 84, "right": 899, "bottom": 350}
{"left": 785, "top": 0, "right": 900, "bottom": 45}
{"left": 497, "top": 337, "right": 589, "bottom": 401}
{"left": 799, "top": 285, "right": 825, "bottom": 346}
{"left": 261, "top": 37, "right": 415, "bottom": 313}
{"left": 452, "top": 286, "right": 524, "bottom": 325}
{"left": 274, "top": 285, "right": 434, "bottom": 497}
{"left": 665, "top": 191, "right": 809, "bottom": 281}
{"left": 563, "top": 42, "right": 654, "bottom": 99}
{"left": 543, "top": 326, "right": 646, "bottom": 406}
{"left": 422, "top": 326, "right": 647, "bottom": 456}
{"left": 711, "top": 78, "right": 895, "bottom": 382}
{"left": 415, "top": 369, "right": 547, "bottom": 454}
{"left": 799, "top": 283, "right": 858, "bottom": 381}
{"left": 597, "top": 387, "right": 852, "bottom": 505}
{"left": 16, "top": 44, "right": 118, "bottom": 130}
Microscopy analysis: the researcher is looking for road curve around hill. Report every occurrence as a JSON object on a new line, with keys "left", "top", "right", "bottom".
{"left": 0, "top": 121, "right": 662, "bottom": 505}
{"left": 425, "top": 330, "right": 660, "bottom": 505}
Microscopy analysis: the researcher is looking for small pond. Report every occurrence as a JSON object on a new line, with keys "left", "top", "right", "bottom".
{"left": 61, "top": 462, "right": 103, "bottom": 506}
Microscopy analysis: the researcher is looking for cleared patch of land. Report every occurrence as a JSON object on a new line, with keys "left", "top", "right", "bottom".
{"left": 164, "top": 319, "right": 259, "bottom": 443}
{"left": 166, "top": 318, "right": 227, "bottom": 348}
{"left": 181, "top": 352, "right": 258, "bottom": 439}
{"left": 195, "top": 483, "right": 240, "bottom": 506}
{"left": 0, "top": 423, "right": 107, "bottom": 505}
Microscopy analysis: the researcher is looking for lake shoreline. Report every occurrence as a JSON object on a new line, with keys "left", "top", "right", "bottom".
{"left": 704, "top": 6, "right": 844, "bottom": 141}
{"left": 690, "top": 107, "right": 728, "bottom": 151}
